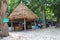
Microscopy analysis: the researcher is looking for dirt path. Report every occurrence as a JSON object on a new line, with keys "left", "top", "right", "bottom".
{"left": 0, "top": 27, "right": 60, "bottom": 40}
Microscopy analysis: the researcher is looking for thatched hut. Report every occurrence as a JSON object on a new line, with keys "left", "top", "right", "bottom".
{"left": 8, "top": 2, "right": 39, "bottom": 31}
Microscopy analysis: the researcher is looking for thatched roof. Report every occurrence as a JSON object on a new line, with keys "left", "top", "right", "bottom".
{"left": 8, "top": 3, "right": 39, "bottom": 21}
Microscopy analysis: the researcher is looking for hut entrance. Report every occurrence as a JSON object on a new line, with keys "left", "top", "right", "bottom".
{"left": 8, "top": 20, "right": 34, "bottom": 31}
{"left": 8, "top": 20, "right": 24, "bottom": 31}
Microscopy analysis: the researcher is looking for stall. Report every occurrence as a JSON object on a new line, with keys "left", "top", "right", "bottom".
{"left": 8, "top": 2, "right": 39, "bottom": 31}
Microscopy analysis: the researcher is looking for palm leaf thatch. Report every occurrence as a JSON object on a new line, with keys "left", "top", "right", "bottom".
{"left": 9, "top": 3, "right": 39, "bottom": 21}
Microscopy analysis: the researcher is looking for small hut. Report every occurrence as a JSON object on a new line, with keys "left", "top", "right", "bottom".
{"left": 8, "top": 2, "right": 39, "bottom": 31}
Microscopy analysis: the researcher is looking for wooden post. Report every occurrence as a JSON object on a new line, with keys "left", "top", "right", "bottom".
{"left": 31, "top": 22, "right": 32, "bottom": 28}
{"left": 11, "top": 21, "right": 14, "bottom": 31}
{"left": 34, "top": 21, "right": 36, "bottom": 26}
{"left": 24, "top": 18, "right": 26, "bottom": 31}
{"left": 11, "top": 22, "right": 13, "bottom": 27}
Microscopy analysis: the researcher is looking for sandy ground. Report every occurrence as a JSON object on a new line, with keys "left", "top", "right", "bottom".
{"left": 0, "top": 27, "right": 60, "bottom": 40}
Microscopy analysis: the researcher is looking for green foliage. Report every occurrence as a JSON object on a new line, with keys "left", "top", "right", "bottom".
{"left": 7, "top": 0, "right": 21, "bottom": 16}
{"left": 7, "top": 0, "right": 58, "bottom": 21}
{"left": 46, "top": 8, "right": 56, "bottom": 21}
{"left": 51, "top": 0, "right": 60, "bottom": 16}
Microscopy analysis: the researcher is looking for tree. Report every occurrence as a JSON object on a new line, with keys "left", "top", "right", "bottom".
{"left": 0, "top": 0, "right": 9, "bottom": 37}
{"left": 7, "top": 0, "right": 59, "bottom": 28}
{"left": 51, "top": 0, "right": 60, "bottom": 27}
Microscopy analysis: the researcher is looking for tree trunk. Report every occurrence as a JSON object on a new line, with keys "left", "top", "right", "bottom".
{"left": 42, "top": 10, "right": 46, "bottom": 28}
{"left": 0, "top": 0, "right": 9, "bottom": 37}
{"left": 56, "top": 16, "right": 60, "bottom": 27}
{"left": 57, "top": 16, "right": 60, "bottom": 22}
